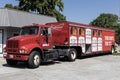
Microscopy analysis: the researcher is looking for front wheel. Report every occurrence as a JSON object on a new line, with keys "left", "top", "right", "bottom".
{"left": 67, "top": 48, "right": 77, "bottom": 61}
{"left": 28, "top": 51, "right": 41, "bottom": 68}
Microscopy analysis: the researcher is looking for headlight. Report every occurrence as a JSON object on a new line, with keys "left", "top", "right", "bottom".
{"left": 19, "top": 49, "right": 27, "bottom": 53}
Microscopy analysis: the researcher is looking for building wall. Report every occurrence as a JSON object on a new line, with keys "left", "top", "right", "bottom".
{"left": 0, "top": 27, "right": 7, "bottom": 48}
{"left": 0, "top": 27, "right": 7, "bottom": 57}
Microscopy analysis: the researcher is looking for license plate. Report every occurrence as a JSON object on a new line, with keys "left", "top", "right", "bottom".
{"left": 9, "top": 55, "right": 14, "bottom": 59}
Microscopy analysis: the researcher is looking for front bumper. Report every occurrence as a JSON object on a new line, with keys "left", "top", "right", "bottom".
{"left": 3, "top": 54, "right": 29, "bottom": 61}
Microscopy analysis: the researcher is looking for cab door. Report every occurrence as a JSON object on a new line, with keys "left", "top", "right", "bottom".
{"left": 40, "top": 27, "right": 52, "bottom": 49}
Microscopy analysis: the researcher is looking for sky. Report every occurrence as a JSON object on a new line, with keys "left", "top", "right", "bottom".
{"left": 0, "top": 0, "right": 120, "bottom": 24}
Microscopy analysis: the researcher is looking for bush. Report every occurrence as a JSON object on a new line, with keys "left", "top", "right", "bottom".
{"left": 113, "top": 51, "right": 120, "bottom": 56}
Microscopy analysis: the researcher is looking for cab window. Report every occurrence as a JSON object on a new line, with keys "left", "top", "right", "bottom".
{"left": 41, "top": 27, "right": 48, "bottom": 36}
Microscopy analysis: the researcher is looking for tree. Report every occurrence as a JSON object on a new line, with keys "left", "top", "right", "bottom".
{"left": 114, "top": 24, "right": 120, "bottom": 40}
{"left": 5, "top": 4, "right": 20, "bottom": 10}
{"left": 90, "top": 13, "right": 118, "bottom": 28}
{"left": 18, "top": 0, "right": 66, "bottom": 21}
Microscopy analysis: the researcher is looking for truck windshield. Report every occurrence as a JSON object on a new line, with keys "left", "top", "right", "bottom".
{"left": 20, "top": 26, "right": 39, "bottom": 35}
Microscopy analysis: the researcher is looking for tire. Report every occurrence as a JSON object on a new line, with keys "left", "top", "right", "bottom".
{"left": 28, "top": 51, "right": 41, "bottom": 68}
{"left": 6, "top": 59, "right": 18, "bottom": 66}
{"left": 67, "top": 48, "right": 77, "bottom": 61}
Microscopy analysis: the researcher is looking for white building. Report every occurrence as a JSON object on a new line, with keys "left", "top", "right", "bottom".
{"left": 0, "top": 8, "right": 57, "bottom": 57}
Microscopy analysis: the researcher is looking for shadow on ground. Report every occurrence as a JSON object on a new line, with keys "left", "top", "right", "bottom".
{"left": 79, "top": 53, "right": 111, "bottom": 59}
{"left": 2, "top": 53, "right": 111, "bottom": 69}
{"left": 2, "top": 60, "right": 61, "bottom": 69}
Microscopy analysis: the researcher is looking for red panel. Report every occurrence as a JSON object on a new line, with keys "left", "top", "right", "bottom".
{"left": 46, "top": 22, "right": 69, "bottom": 46}
{"left": 102, "top": 31, "right": 115, "bottom": 51}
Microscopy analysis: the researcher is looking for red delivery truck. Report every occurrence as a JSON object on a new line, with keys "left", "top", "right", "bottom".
{"left": 4, "top": 21, "right": 115, "bottom": 68}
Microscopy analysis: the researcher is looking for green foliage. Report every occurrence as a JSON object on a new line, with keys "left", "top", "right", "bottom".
{"left": 4, "top": 0, "right": 66, "bottom": 22}
{"left": 114, "top": 24, "right": 120, "bottom": 40}
{"left": 90, "top": 13, "right": 118, "bottom": 28}
{"left": 18, "top": 0, "right": 66, "bottom": 21}
{"left": 5, "top": 4, "right": 20, "bottom": 10}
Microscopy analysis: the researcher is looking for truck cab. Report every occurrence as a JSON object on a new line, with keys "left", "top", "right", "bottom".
{"left": 4, "top": 24, "right": 54, "bottom": 68}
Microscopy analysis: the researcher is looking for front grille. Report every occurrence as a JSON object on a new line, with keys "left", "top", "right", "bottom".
{"left": 7, "top": 49, "right": 18, "bottom": 53}
{"left": 7, "top": 40, "right": 19, "bottom": 48}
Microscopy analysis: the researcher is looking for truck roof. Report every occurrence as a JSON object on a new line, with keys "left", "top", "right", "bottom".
{"left": 22, "top": 24, "right": 49, "bottom": 28}
{"left": 46, "top": 21, "right": 115, "bottom": 32}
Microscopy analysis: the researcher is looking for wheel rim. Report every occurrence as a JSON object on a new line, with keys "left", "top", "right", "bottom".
{"left": 71, "top": 51, "right": 76, "bottom": 59}
{"left": 34, "top": 55, "right": 40, "bottom": 66}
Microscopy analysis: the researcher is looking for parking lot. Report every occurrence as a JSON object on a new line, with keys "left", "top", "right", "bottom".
{"left": 0, "top": 54, "right": 120, "bottom": 80}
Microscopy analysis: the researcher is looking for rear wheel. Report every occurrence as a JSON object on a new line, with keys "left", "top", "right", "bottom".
{"left": 6, "top": 59, "right": 18, "bottom": 66}
{"left": 28, "top": 51, "right": 41, "bottom": 68}
{"left": 67, "top": 48, "right": 77, "bottom": 61}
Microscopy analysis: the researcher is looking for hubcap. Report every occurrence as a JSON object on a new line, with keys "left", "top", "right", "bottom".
{"left": 71, "top": 51, "right": 76, "bottom": 59}
{"left": 34, "top": 55, "right": 40, "bottom": 66}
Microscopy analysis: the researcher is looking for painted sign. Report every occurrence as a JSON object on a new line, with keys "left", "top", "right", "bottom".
{"left": 92, "top": 37, "right": 97, "bottom": 52}
{"left": 70, "top": 36, "right": 77, "bottom": 46}
{"left": 86, "top": 29, "right": 91, "bottom": 44}
{"left": 78, "top": 37, "right": 85, "bottom": 53}
{"left": 104, "top": 36, "right": 114, "bottom": 46}
{"left": 98, "top": 37, "right": 102, "bottom": 51}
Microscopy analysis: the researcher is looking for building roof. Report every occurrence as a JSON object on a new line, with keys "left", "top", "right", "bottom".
{"left": 0, "top": 8, "right": 57, "bottom": 27}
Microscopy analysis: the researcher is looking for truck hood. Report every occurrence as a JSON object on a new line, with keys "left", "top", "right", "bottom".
{"left": 8, "top": 35, "right": 37, "bottom": 41}
{"left": 8, "top": 35, "right": 38, "bottom": 47}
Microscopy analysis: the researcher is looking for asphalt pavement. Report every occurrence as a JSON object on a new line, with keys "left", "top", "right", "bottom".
{"left": 0, "top": 54, "right": 120, "bottom": 80}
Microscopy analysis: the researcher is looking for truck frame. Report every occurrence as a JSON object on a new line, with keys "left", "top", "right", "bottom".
{"left": 4, "top": 21, "right": 115, "bottom": 68}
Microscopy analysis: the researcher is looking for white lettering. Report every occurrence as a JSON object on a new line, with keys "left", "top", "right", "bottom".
{"left": 105, "top": 36, "right": 114, "bottom": 40}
